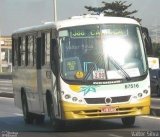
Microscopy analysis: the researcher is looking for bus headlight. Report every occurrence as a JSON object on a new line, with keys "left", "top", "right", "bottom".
{"left": 65, "top": 94, "right": 71, "bottom": 99}
{"left": 138, "top": 93, "right": 143, "bottom": 98}
{"left": 61, "top": 92, "right": 85, "bottom": 104}
{"left": 143, "top": 90, "right": 148, "bottom": 94}
{"left": 61, "top": 91, "right": 64, "bottom": 95}
{"left": 72, "top": 97, "right": 78, "bottom": 102}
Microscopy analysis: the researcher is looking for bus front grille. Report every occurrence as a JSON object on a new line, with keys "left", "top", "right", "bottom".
{"left": 84, "top": 95, "right": 131, "bottom": 104}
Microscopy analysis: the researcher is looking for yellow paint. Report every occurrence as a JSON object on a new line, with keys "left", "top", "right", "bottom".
{"left": 152, "top": 59, "right": 157, "bottom": 64}
{"left": 75, "top": 71, "right": 85, "bottom": 79}
{"left": 61, "top": 96, "right": 150, "bottom": 120}
{"left": 69, "top": 85, "right": 81, "bottom": 93}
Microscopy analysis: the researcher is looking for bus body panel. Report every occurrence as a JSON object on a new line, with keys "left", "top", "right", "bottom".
{"left": 13, "top": 67, "right": 43, "bottom": 113}
{"left": 12, "top": 15, "right": 150, "bottom": 123}
{"left": 61, "top": 96, "right": 150, "bottom": 120}
{"left": 59, "top": 74, "right": 150, "bottom": 120}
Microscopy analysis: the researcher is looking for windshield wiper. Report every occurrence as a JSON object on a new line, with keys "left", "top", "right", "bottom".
{"left": 82, "top": 54, "right": 131, "bottom": 81}
{"left": 108, "top": 56, "right": 131, "bottom": 81}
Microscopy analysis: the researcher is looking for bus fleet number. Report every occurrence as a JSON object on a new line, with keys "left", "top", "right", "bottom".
{"left": 125, "top": 84, "right": 139, "bottom": 89}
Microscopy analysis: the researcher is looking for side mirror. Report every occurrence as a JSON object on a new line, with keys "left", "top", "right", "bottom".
{"left": 141, "top": 27, "right": 153, "bottom": 55}
{"left": 52, "top": 39, "right": 57, "bottom": 47}
{"left": 51, "top": 38, "right": 60, "bottom": 59}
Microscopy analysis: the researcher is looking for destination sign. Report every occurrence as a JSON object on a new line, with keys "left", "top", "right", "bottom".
{"left": 70, "top": 28, "right": 127, "bottom": 38}
{"left": 70, "top": 29, "right": 101, "bottom": 38}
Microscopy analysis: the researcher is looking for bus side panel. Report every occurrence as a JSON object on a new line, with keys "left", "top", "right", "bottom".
{"left": 13, "top": 67, "right": 22, "bottom": 109}
{"left": 12, "top": 35, "right": 43, "bottom": 114}
{"left": 13, "top": 67, "right": 39, "bottom": 112}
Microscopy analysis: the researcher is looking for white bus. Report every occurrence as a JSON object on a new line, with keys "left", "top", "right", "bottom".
{"left": 12, "top": 15, "right": 150, "bottom": 130}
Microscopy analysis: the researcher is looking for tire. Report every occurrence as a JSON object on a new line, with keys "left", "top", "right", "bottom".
{"left": 157, "top": 86, "right": 160, "bottom": 97}
{"left": 35, "top": 114, "right": 45, "bottom": 124}
{"left": 48, "top": 97, "right": 65, "bottom": 131}
{"left": 121, "top": 116, "right": 135, "bottom": 127}
{"left": 21, "top": 93, "right": 34, "bottom": 124}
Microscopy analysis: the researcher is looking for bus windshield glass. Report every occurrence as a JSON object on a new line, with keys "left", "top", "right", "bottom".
{"left": 59, "top": 24, "right": 147, "bottom": 81}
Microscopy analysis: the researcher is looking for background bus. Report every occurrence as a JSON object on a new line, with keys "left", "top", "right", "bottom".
{"left": 12, "top": 15, "right": 151, "bottom": 130}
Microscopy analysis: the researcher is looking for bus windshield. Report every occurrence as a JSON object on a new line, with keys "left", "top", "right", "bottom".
{"left": 59, "top": 24, "right": 147, "bottom": 81}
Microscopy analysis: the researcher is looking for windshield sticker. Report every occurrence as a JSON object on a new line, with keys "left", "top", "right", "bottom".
{"left": 75, "top": 71, "right": 85, "bottom": 79}
{"left": 107, "top": 71, "right": 123, "bottom": 79}
{"left": 93, "top": 69, "right": 106, "bottom": 80}
{"left": 66, "top": 60, "right": 77, "bottom": 71}
{"left": 125, "top": 68, "right": 140, "bottom": 77}
{"left": 107, "top": 68, "right": 140, "bottom": 79}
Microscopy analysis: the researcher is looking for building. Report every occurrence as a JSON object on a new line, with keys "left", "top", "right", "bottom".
{"left": 0, "top": 36, "right": 12, "bottom": 73}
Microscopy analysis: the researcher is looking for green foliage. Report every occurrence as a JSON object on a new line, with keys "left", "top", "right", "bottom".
{"left": 85, "top": 1, "right": 141, "bottom": 22}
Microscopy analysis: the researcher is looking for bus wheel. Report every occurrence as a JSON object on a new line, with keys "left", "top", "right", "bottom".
{"left": 48, "top": 100, "right": 65, "bottom": 131}
{"left": 35, "top": 114, "right": 45, "bottom": 124}
{"left": 21, "top": 93, "right": 34, "bottom": 124}
{"left": 121, "top": 116, "right": 135, "bottom": 127}
{"left": 157, "top": 86, "right": 160, "bottom": 97}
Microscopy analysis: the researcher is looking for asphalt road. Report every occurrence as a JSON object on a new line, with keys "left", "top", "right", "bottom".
{"left": 0, "top": 97, "right": 160, "bottom": 137}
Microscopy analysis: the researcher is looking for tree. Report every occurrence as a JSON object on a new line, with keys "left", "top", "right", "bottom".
{"left": 85, "top": 1, "right": 141, "bottom": 22}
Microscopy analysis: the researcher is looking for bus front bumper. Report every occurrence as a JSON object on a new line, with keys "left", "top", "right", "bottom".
{"left": 61, "top": 96, "right": 150, "bottom": 120}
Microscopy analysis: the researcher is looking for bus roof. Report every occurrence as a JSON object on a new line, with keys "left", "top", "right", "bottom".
{"left": 13, "top": 15, "right": 140, "bottom": 35}
{"left": 12, "top": 22, "right": 56, "bottom": 35}
{"left": 57, "top": 15, "right": 140, "bottom": 29}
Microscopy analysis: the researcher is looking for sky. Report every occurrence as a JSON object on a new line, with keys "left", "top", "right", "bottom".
{"left": 0, "top": 0, "right": 160, "bottom": 36}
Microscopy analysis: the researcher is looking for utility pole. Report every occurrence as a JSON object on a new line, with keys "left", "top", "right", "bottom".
{"left": 53, "top": 0, "right": 57, "bottom": 22}
{"left": 0, "top": 34, "right": 1, "bottom": 72}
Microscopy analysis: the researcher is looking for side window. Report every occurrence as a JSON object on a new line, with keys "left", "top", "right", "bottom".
{"left": 21, "top": 37, "right": 25, "bottom": 66}
{"left": 41, "top": 32, "right": 51, "bottom": 66}
{"left": 33, "top": 35, "right": 36, "bottom": 66}
{"left": 25, "top": 36, "right": 28, "bottom": 66}
{"left": 28, "top": 35, "right": 34, "bottom": 66}
{"left": 45, "top": 32, "right": 50, "bottom": 64}
{"left": 41, "top": 33, "right": 45, "bottom": 66}
{"left": 12, "top": 38, "right": 15, "bottom": 66}
{"left": 17, "top": 37, "right": 21, "bottom": 66}
{"left": 12, "top": 38, "right": 18, "bottom": 66}
{"left": 51, "top": 29, "right": 57, "bottom": 74}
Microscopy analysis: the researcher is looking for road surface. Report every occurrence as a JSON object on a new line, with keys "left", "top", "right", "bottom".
{"left": 0, "top": 97, "right": 160, "bottom": 137}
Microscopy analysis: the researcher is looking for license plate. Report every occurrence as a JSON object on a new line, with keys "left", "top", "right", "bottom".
{"left": 101, "top": 106, "right": 117, "bottom": 113}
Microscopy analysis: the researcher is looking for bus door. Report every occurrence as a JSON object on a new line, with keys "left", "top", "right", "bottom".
{"left": 35, "top": 35, "right": 45, "bottom": 113}
{"left": 36, "top": 32, "right": 52, "bottom": 114}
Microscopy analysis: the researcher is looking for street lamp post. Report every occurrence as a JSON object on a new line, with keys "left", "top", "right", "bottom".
{"left": 53, "top": 0, "right": 57, "bottom": 22}
{"left": 0, "top": 36, "right": 1, "bottom": 73}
